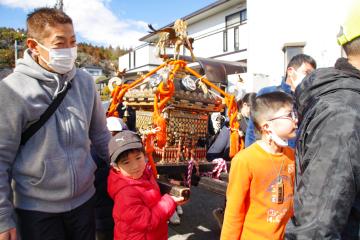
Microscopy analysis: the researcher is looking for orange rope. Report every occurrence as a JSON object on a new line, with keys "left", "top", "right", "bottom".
{"left": 153, "top": 95, "right": 167, "bottom": 148}
{"left": 225, "top": 95, "right": 240, "bottom": 158}
{"left": 152, "top": 63, "right": 177, "bottom": 148}
{"left": 144, "top": 133, "right": 158, "bottom": 178}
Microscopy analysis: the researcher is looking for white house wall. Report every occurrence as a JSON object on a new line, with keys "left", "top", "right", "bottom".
{"left": 134, "top": 46, "right": 149, "bottom": 69}
{"left": 247, "top": 0, "right": 354, "bottom": 92}
{"left": 119, "top": 52, "right": 130, "bottom": 71}
{"left": 190, "top": 3, "right": 247, "bottom": 59}
{"left": 119, "top": 1, "right": 246, "bottom": 81}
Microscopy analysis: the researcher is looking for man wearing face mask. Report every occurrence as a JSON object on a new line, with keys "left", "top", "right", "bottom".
{"left": 0, "top": 8, "right": 110, "bottom": 240}
{"left": 245, "top": 54, "right": 316, "bottom": 148}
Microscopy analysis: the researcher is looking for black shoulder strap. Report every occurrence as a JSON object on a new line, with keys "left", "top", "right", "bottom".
{"left": 20, "top": 81, "right": 72, "bottom": 145}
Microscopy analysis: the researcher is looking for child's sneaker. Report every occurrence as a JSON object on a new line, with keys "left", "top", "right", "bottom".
{"left": 212, "top": 208, "right": 224, "bottom": 228}
{"left": 176, "top": 205, "right": 183, "bottom": 215}
{"left": 169, "top": 211, "right": 181, "bottom": 225}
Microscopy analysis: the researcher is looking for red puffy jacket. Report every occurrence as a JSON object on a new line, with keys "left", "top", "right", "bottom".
{"left": 108, "top": 165, "right": 176, "bottom": 240}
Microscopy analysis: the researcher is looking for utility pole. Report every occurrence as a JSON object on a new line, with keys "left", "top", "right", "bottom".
{"left": 14, "top": 39, "right": 18, "bottom": 67}
{"left": 55, "top": 0, "right": 64, "bottom": 11}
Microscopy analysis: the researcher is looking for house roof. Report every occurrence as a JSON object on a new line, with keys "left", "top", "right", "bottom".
{"left": 155, "top": 55, "right": 246, "bottom": 84}
{"left": 140, "top": 0, "right": 242, "bottom": 42}
{"left": 184, "top": 56, "right": 246, "bottom": 84}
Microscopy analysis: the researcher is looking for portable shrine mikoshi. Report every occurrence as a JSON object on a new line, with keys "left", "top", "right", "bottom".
{"left": 106, "top": 59, "right": 240, "bottom": 181}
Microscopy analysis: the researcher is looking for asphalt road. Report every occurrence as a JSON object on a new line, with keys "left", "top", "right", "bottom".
{"left": 168, "top": 185, "right": 224, "bottom": 240}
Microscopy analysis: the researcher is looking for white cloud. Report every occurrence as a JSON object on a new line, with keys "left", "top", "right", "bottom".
{"left": 0, "top": 0, "right": 52, "bottom": 9}
{"left": 0, "top": 0, "right": 148, "bottom": 48}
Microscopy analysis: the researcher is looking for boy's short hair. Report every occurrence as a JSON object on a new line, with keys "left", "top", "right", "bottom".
{"left": 108, "top": 130, "right": 144, "bottom": 164}
{"left": 251, "top": 92, "right": 294, "bottom": 132}
{"left": 26, "top": 7, "right": 73, "bottom": 40}
{"left": 342, "top": 37, "right": 360, "bottom": 56}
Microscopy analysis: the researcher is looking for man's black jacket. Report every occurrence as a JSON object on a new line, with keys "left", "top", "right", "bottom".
{"left": 286, "top": 58, "right": 360, "bottom": 239}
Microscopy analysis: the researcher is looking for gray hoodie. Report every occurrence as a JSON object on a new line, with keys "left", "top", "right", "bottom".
{"left": 0, "top": 50, "right": 111, "bottom": 232}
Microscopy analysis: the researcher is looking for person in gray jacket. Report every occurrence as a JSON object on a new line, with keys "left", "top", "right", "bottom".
{"left": 0, "top": 8, "right": 110, "bottom": 240}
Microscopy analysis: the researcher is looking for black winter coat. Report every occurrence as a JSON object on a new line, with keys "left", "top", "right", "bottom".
{"left": 286, "top": 58, "right": 360, "bottom": 239}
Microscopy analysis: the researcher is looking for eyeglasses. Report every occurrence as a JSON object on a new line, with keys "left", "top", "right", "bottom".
{"left": 268, "top": 111, "right": 298, "bottom": 122}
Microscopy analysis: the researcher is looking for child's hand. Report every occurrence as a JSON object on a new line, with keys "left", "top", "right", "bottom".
{"left": 171, "top": 196, "right": 187, "bottom": 205}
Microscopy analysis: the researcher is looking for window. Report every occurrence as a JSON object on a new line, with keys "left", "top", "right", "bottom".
{"left": 223, "top": 31, "right": 228, "bottom": 52}
{"left": 225, "top": 9, "right": 246, "bottom": 52}
{"left": 226, "top": 9, "right": 247, "bottom": 28}
{"left": 226, "top": 12, "right": 239, "bottom": 28}
{"left": 240, "top": 9, "right": 247, "bottom": 23}
{"left": 234, "top": 27, "right": 239, "bottom": 50}
{"left": 133, "top": 50, "right": 136, "bottom": 68}
{"left": 129, "top": 52, "right": 131, "bottom": 69}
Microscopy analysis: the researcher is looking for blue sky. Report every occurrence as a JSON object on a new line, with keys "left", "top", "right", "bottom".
{"left": 0, "top": 0, "right": 216, "bottom": 48}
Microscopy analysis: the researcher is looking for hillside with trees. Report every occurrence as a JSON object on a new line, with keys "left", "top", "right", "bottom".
{"left": 0, "top": 27, "right": 128, "bottom": 76}
{"left": 0, "top": 27, "right": 26, "bottom": 68}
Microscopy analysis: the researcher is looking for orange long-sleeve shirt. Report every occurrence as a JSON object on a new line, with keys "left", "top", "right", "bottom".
{"left": 221, "top": 142, "right": 295, "bottom": 240}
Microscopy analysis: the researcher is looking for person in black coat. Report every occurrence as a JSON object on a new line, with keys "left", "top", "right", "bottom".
{"left": 286, "top": 3, "right": 360, "bottom": 239}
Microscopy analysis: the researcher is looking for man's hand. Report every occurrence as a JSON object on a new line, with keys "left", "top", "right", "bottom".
{"left": 0, "top": 228, "right": 16, "bottom": 240}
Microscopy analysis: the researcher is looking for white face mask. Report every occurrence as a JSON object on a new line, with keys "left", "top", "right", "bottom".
{"left": 35, "top": 41, "right": 77, "bottom": 74}
{"left": 292, "top": 70, "right": 306, "bottom": 89}
{"left": 269, "top": 132, "right": 288, "bottom": 147}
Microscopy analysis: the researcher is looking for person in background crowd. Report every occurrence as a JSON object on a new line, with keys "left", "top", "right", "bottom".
{"left": 92, "top": 117, "right": 128, "bottom": 240}
{"left": 237, "top": 92, "right": 256, "bottom": 135}
{"left": 221, "top": 92, "right": 297, "bottom": 240}
{"left": 207, "top": 93, "right": 256, "bottom": 162}
{"left": 0, "top": 7, "right": 110, "bottom": 240}
{"left": 245, "top": 54, "right": 316, "bottom": 148}
{"left": 286, "top": 2, "right": 360, "bottom": 238}
{"left": 106, "top": 116, "right": 128, "bottom": 135}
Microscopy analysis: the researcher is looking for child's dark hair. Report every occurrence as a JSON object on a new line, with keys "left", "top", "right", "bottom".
{"left": 115, "top": 147, "right": 145, "bottom": 164}
{"left": 237, "top": 92, "right": 256, "bottom": 109}
{"left": 251, "top": 92, "right": 294, "bottom": 132}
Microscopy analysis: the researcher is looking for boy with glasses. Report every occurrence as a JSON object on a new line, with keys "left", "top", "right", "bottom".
{"left": 221, "top": 92, "right": 297, "bottom": 240}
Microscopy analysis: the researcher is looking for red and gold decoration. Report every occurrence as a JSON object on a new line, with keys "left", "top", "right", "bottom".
{"left": 106, "top": 60, "right": 239, "bottom": 178}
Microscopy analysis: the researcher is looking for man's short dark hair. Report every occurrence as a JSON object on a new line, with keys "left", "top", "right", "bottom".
{"left": 287, "top": 53, "right": 317, "bottom": 71}
{"left": 251, "top": 92, "right": 294, "bottom": 132}
{"left": 342, "top": 37, "right": 360, "bottom": 56}
{"left": 284, "top": 54, "right": 317, "bottom": 80}
{"left": 26, "top": 7, "right": 73, "bottom": 40}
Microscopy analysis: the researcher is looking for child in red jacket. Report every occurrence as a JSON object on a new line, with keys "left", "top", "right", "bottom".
{"left": 107, "top": 130, "right": 184, "bottom": 240}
